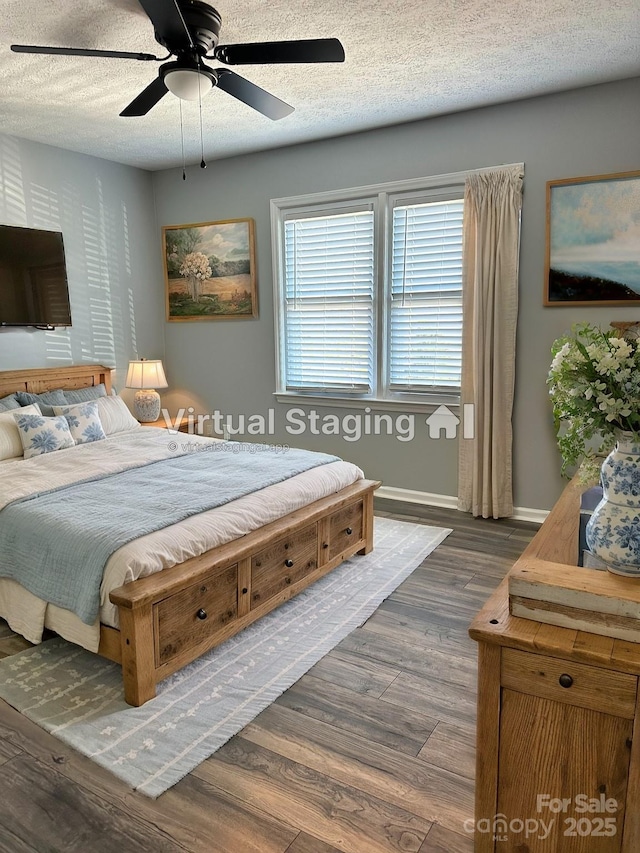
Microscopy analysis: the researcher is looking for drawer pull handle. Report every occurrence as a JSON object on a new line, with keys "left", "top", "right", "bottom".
{"left": 285, "top": 559, "right": 294, "bottom": 568}
{"left": 196, "top": 609, "right": 208, "bottom": 621}
{"left": 242, "top": 587, "right": 248, "bottom": 595}
{"left": 559, "top": 674, "right": 573, "bottom": 688}
{"left": 346, "top": 527, "right": 353, "bottom": 535}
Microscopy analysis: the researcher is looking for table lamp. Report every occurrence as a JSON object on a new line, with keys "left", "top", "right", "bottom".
{"left": 125, "top": 359, "right": 168, "bottom": 422}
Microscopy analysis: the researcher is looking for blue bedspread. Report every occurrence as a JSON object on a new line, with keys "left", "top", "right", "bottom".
{"left": 0, "top": 444, "right": 338, "bottom": 624}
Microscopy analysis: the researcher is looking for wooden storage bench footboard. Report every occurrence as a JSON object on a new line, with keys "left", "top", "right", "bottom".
{"left": 105, "top": 478, "right": 380, "bottom": 706}
{"left": 0, "top": 364, "right": 381, "bottom": 707}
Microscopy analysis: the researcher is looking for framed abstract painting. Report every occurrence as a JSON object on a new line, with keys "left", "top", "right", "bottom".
{"left": 163, "top": 218, "right": 258, "bottom": 321}
{"left": 545, "top": 170, "right": 640, "bottom": 305}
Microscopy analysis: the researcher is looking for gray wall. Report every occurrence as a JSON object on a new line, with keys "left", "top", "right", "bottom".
{"left": 0, "top": 134, "right": 165, "bottom": 389}
{"left": 161, "top": 77, "right": 637, "bottom": 510}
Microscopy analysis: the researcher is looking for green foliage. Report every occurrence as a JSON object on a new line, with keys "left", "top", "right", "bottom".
{"left": 165, "top": 229, "right": 203, "bottom": 277}
{"left": 169, "top": 292, "right": 222, "bottom": 316}
{"left": 168, "top": 290, "right": 252, "bottom": 317}
{"left": 547, "top": 323, "right": 640, "bottom": 476}
{"left": 207, "top": 256, "right": 251, "bottom": 277}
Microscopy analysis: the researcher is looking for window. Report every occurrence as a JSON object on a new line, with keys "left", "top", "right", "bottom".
{"left": 272, "top": 174, "right": 465, "bottom": 406}
{"left": 283, "top": 208, "right": 375, "bottom": 394}
{"left": 389, "top": 199, "right": 464, "bottom": 393}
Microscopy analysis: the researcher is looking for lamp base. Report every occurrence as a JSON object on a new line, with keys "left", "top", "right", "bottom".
{"left": 133, "top": 389, "right": 161, "bottom": 423}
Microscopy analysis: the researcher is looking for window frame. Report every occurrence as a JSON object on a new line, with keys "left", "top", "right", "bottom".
{"left": 271, "top": 170, "right": 468, "bottom": 411}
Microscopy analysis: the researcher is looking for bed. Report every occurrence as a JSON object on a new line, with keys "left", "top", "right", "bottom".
{"left": 0, "top": 364, "right": 379, "bottom": 706}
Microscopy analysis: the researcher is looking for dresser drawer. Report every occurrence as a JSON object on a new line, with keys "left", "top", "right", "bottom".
{"left": 501, "top": 648, "right": 638, "bottom": 719}
{"left": 155, "top": 564, "right": 238, "bottom": 665}
{"left": 251, "top": 523, "right": 318, "bottom": 607}
{"left": 327, "top": 500, "right": 363, "bottom": 560}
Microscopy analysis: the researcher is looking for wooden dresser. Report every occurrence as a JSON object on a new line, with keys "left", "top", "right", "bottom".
{"left": 470, "top": 478, "right": 640, "bottom": 852}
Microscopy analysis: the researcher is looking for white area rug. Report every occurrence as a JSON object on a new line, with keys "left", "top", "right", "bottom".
{"left": 0, "top": 518, "right": 450, "bottom": 797}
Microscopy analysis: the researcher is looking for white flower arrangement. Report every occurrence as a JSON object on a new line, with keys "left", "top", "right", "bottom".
{"left": 547, "top": 323, "right": 640, "bottom": 476}
{"left": 179, "top": 251, "right": 212, "bottom": 302}
{"left": 179, "top": 251, "right": 211, "bottom": 281}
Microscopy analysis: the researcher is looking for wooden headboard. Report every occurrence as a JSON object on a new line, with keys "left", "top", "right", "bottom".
{"left": 0, "top": 364, "right": 113, "bottom": 398}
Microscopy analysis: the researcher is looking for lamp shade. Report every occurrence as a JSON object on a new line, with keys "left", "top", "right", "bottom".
{"left": 125, "top": 359, "right": 168, "bottom": 390}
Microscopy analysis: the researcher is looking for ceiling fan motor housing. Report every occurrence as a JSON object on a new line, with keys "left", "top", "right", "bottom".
{"left": 155, "top": 0, "right": 222, "bottom": 56}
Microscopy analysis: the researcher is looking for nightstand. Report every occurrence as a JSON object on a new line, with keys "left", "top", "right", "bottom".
{"left": 140, "top": 415, "right": 190, "bottom": 433}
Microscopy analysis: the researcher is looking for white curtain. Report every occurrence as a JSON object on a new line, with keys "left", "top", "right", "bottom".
{"left": 457, "top": 165, "right": 523, "bottom": 519}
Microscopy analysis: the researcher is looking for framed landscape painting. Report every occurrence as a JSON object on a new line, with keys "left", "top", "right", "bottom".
{"left": 545, "top": 170, "right": 640, "bottom": 305}
{"left": 163, "top": 218, "right": 257, "bottom": 321}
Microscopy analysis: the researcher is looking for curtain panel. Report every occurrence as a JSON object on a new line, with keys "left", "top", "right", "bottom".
{"left": 457, "top": 165, "right": 523, "bottom": 518}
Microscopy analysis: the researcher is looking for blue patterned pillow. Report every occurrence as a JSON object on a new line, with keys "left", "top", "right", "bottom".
{"left": 0, "top": 393, "right": 20, "bottom": 412}
{"left": 52, "top": 401, "right": 106, "bottom": 445}
{"left": 14, "top": 413, "right": 75, "bottom": 458}
{"left": 63, "top": 383, "right": 108, "bottom": 404}
{"left": 15, "top": 389, "right": 68, "bottom": 416}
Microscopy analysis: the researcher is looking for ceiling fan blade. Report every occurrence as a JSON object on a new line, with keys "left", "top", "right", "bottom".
{"left": 137, "top": 0, "right": 194, "bottom": 52}
{"left": 214, "top": 38, "right": 345, "bottom": 65}
{"left": 120, "top": 76, "right": 169, "bottom": 117}
{"left": 215, "top": 69, "right": 294, "bottom": 120}
{"left": 11, "top": 44, "right": 159, "bottom": 61}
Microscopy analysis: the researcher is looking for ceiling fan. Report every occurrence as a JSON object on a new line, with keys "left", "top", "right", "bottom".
{"left": 10, "top": 0, "right": 345, "bottom": 121}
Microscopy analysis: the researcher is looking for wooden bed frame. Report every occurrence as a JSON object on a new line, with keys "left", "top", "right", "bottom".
{"left": 0, "top": 364, "right": 380, "bottom": 706}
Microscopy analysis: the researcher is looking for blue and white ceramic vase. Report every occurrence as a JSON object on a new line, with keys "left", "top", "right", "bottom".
{"left": 586, "top": 432, "right": 640, "bottom": 577}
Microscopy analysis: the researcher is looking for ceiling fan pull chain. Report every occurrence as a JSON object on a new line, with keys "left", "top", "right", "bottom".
{"left": 198, "top": 62, "right": 207, "bottom": 169}
{"left": 171, "top": 0, "right": 195, "bottom": 50}
{"left": 180, "top": 99, "right": 186, "bottom": 181}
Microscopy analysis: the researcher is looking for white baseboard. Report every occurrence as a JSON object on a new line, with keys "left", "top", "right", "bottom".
{"left": 376, "top": 486, "right": 458, "bottom": 510}
{"left": 512, "top": 507, "right": 549, "bottom": 524}
{"left": 375, "top": 485, "right": 548, "bottom": 524}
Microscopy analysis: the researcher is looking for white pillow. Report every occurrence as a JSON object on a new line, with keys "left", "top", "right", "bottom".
{"left": 0, "top": 404, "right": 42, "bottom": 461}
{"left": 13, "top": 412, "right": 75, "bottom": 459}
{"left": 52, "top": 400, "right": 107, "bottom": 445}
{"left": 95, "top": 395, "right": 141, "bottom": 435}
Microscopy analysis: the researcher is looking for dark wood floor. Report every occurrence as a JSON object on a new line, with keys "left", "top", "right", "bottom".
{"left": 0, "top": 501, "right": 538, "bottom": 853}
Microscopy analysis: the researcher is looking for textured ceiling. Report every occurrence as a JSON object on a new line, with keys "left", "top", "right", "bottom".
{"left": 1, "top": 0, "right": 639, "bottom": 170}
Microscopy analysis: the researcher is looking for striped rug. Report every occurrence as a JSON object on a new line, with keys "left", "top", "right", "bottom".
{"left": 0, "top": 517, "right": 450, "bottom": 797}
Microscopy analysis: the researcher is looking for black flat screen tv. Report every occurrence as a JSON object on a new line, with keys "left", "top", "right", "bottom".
{"left": 0, "top": 225, "right": 72, "bottom": 327}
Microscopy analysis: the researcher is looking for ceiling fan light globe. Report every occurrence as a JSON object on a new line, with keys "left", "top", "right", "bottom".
{"left": 164, "top": 69, "right": 213, "bottom": 101}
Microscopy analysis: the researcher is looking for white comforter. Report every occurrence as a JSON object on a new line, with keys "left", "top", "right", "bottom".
{"left": 0, "top": 429, "right": 364, "bottom": 651}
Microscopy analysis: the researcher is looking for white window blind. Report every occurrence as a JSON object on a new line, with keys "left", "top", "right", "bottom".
{"left": 389, "top": 199, "right": 464, "bottom": 391}
{"left": 283, "top": 210, "right": 375, "bottom": 393}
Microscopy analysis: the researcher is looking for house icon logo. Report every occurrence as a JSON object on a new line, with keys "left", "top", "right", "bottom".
{"left": 425, "top": 405, "right": 460, "bottom": 439}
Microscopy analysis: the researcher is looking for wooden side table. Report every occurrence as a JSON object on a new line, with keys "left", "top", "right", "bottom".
{"left": 140, "top": 414, "right": 191, "bottom": 433}
{"left": 469, "top": 479, "right": 640, "bottom": 852}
